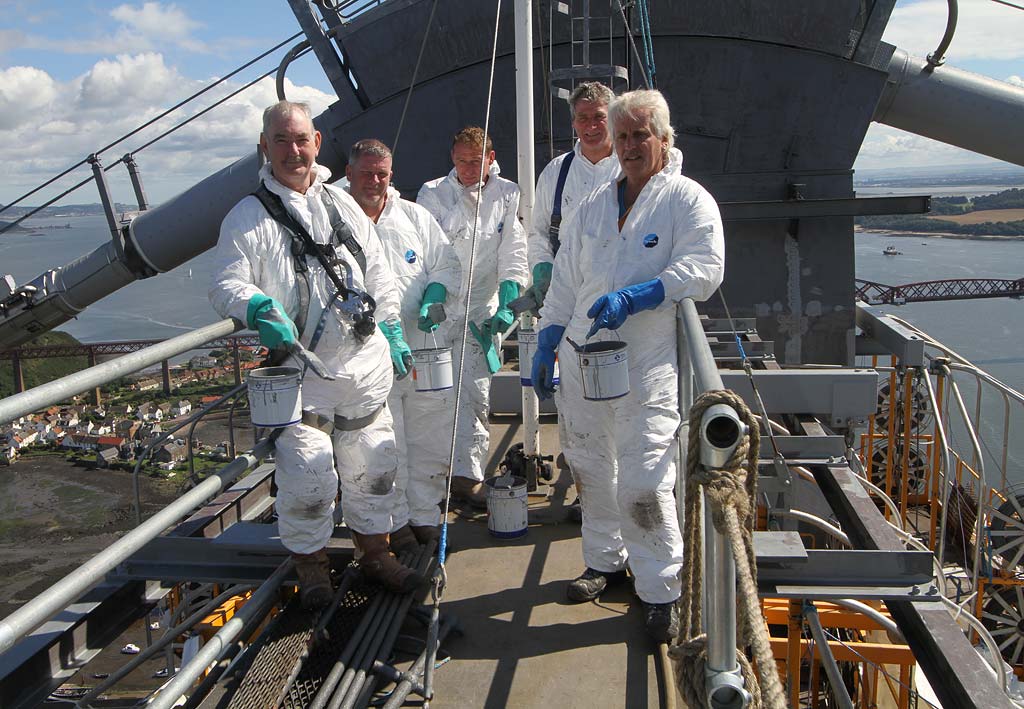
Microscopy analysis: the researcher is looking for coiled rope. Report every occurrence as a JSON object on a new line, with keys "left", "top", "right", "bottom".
{"left": 670, "top": 389, "right": 786, "bottom": 709}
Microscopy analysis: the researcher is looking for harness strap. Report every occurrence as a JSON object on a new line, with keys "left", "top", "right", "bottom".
{"left": 301, "top": 404, "right": 384, "bottom": 434}
{"left": 321, "top": 189, "right": 367, "bottom": 277}
{"left": 251, "top": 185, "right": 312, "bottom": 337}
{"left": 547, "top": 149, "right": 576, "bottom": 257}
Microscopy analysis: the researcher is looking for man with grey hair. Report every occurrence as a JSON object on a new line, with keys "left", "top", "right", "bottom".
{"left": 526, "top": 82, "right": 619, "bottom": 522}
{"left": 210, "top": 101, "right": 422, "bottom": 608}
{"left": 344, "top": 138, "right": 460, "bottom": 550}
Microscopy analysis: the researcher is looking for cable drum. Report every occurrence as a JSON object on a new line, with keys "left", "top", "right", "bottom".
{"left": 988, "top": 486, "right": 1024, "bottom": 572}
{"left": 869, "top": 439, "right": 929, "bottom": 497}
{"left": 874, "top": 379, "right": 933, "bottom": 433}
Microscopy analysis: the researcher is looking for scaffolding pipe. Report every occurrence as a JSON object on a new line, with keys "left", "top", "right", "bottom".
{"left": 0, "top": 318, "right": 241, "bottom": 426}
{"left": 0, "top": 439, "right": 273, "bottom": 655}
{"left": 147, "top": 560, "right": 292, "bottom": 709}
{"left": 802, "top": 602, "right": 855, "bottom": 709}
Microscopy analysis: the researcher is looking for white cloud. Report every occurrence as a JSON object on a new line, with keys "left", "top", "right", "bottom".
{"left": 883, "top": 0, "right": 1024, "bottom": 61}
{"left": 1009, "top": 75, "right": 1024, "bottom": 88}
{"left": 110, "top": 2, "right": 206, "bottom": 53}
{"left": 0, "top": 55, "right": 335, "bottom": 205}
{"left": 855, "top": 123, "right": 1000, "bottom": 169}
{"left": 0, "top": 66, "right": 58, "bottom": 130}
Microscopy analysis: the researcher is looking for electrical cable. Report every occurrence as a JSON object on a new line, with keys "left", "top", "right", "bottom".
{"left": 392, "top": 0, "right": 439, "bottom": 159}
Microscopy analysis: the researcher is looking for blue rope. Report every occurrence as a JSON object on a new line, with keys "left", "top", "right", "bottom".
{"left": 638, "top": 0, "right": 656, "bottom": 86}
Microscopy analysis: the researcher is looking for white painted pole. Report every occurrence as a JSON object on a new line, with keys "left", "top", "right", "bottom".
{"left": 514, "top": 0, "right": 540, "bottom": 460}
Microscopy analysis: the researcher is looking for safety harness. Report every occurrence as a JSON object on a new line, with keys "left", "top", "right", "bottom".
{"left": 546, "top": 149, "right": 576, "bottom": 256}
{"left": 251, "top": 183, "right": 372, "bottom": 340}
{"left": 251, "top": 183, "right": 383, "bottom": 433}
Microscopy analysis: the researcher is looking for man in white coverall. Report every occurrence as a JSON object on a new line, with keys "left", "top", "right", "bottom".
{"left": 210, "top": 101, "right": 422, "bottom": 608}
{"left": 532, "top": 89, "right": 724, "bottom": 641}
{"left": 526, "top": 82, "right": 619, "bottom": 521}
{"left": 417, "top": 127, "right": 529, "bottom": 508}
{"left": 344, "top": 138, "right": 460, "bottom": 549}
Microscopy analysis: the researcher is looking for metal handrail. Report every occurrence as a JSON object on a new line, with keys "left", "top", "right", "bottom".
{"left": 0, "top": 318, "right": 242, "bottom": 426}
{"left": 0, "top": 438, "right": 273, "bottom": 655}
{"left": 676, "top": 298, "right": 746, "bottom": 707}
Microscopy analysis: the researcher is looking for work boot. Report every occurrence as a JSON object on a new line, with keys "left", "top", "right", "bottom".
{"left": 352, "top": 532, "right": 424, "bottom": 593}
{"left": 566, "top": 567, "right": 629, "bottom": 602}
{"left": 450, "top": 476, "right": 488, "bottom": 510}
{"left": 292, "top": 549, "right": 333, "bottom": 611}
{"left": 389, "top": 525, "right": 419, "bottom": 556}
{"left": 643, "top": 600, "right": 680, "bottom": 643}
{"left": 411, "top": 525, "right": 441, "bottom": 546}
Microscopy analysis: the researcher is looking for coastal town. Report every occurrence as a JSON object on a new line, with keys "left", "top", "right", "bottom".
{"left": 0, "top": 346, "right": 265, "bottom": 475}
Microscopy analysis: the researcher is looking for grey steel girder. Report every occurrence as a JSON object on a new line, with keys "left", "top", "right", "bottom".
{"left": 719, "top": 369, "right": 878, "bottom": 429}
{"left": 855, "top": 302, "right": 927, "bottom": 367}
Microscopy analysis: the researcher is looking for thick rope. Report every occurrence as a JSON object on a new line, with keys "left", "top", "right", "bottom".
{"left": 670, "top": 390, "right": 786, "bottom": 709}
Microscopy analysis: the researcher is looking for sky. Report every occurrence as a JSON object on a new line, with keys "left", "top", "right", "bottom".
{"left": 0, "top": 0, "right": 1022, "bottom": 207}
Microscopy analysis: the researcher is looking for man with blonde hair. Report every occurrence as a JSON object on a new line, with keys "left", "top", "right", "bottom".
{"left": 417, "top": 126, "right": 529, "bottom": 507}
{"left": 210, "top": 101, "right": 422, "bottom": 607}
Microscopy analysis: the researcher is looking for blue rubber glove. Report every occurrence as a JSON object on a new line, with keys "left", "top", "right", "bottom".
{"left": 489, "top": 280, "right": 522, "bottom": 335}
{"left": 246, "top": 293, "right": 298, "bottom": 350}
{"left": 378, "top": 318, "right": 414, "bottom": 380}
{"left": 417, "top": 282, "right": 447, "bottom": 333}
{"left": 531, "top": 324, "right": 565, "bottom": 400}
{"left": 529, "top": 262, "right": 553, "bottom": 309}
{"left": 586, "top": 278, "right": 665, "bottom": 338}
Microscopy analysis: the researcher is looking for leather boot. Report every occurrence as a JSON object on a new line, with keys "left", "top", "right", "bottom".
{"left": 292, "top": 549, "right": 332, "bottom": 610}
{"left": 351, "top": 532, "right": 424, "bottom": 593}
{"left": 411, "top": 524, "right": 441, "bottom": 546}
{"left": 450, "top": 476, "right": 488, "bottom": 509}
{"left": 389, "top": 524, "right": 419, "bottom": 556}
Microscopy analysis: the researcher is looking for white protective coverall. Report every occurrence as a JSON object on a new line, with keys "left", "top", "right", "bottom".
{"left": 527, "top": 141, "right": 621, "bottom": 270}
{"left": 416, "top": 161, "right": 529, "bottom": 481}
{"left": 540, "top": 151, "right": 724, "bottom": 603}
{"left": 210, "top": 163, "right": 401, "bottom": 554}
{"left": 359, "top": 185, "right": 461, "bottom": 527}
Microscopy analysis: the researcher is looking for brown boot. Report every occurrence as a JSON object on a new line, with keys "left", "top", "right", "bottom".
{"left": 450, "top": 476, "right": 488, "bottom": 510}
{"left": 411, "top": 525, "right": 441, "bottom": 546}
{"left": 292, "top": 549, "right": 332, "bottom": 610}
{"left": 351, "top": 532, "right": 424, "bottom": 593}
{"left": 389, "top": 525, "right": 419, "bottom": 556}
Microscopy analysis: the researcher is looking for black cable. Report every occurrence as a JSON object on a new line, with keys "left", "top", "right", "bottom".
{"left": 392, "top": 0, "right": 439, "bottom": 159}
{"left": 0, "top": 31, "right": 303, "bottom": 217}
{"left": 0, "top": 46, "right": 312, "bottom": 237}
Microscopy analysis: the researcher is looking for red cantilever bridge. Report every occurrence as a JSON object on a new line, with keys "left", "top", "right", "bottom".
{"left": 0, "top": 334, "right": 262, "bottom": 400}
{"left": 856, "top": 277, "right": 1024, "bottom": 305}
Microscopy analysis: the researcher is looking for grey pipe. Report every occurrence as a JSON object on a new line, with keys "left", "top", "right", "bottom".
{"left": 0, "top": 105, "right": 347, "bottom": 350}
{"left": 802, "top": 602, "right": 855, "bottom": 709}
{"left": 831, "top": 599, "right": 902, "bottom": 639}
{"left": 0, "top": 318, "right": 241, "bottom": 426}
{"left": 147, "top": 559, "right": 293, "bottom": 709}
{"left": 875, "top": 48, "right": 1024, "bottom": 167}
{"left": 0, "top": 439, "right": 272, "bottom": 655}
{"left": 926, "top": 0, "right": 958, "bottom": 68}
{"left": 77, "top": 583, "right": 255, "bottom": 707}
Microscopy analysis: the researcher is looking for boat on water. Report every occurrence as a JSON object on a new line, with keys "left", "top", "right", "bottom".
{"left": 884, "top": 245, "right": 903, "bottom": 255}
{"left": 2, "top": 1, "right": 1024, "bottom": 707}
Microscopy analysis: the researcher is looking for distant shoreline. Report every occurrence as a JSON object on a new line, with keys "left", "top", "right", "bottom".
{"left": 856, "top": 227, "right": 1024, "bottom": 241}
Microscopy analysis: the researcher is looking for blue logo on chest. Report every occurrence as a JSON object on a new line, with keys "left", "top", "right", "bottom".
{"left": 643, "top": 233, "right": 659, "bottom": 248}
{"left": 405, "top": 249, "right": 417, "bottom": 263}
{"left": 497, "top": 221, "right": 504, "bottom": 233}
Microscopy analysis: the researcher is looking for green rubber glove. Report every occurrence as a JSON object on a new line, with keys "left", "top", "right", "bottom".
{"left": 469, "top": 320, "right": 502, "bottom": 374}
{"left": 246, "top": 293, "right": 298, "bottom": 350}
{"left": 489, "top": 280, "right": 521, "bottom": 335}
{"left": 417, "top": 282, "right": 448, "bottom": 333}
{"left": 529, "top": 262, "right": 553, "bottom": 309}
{"left": 378, "top": 318, "right": 414, "bottom": 380}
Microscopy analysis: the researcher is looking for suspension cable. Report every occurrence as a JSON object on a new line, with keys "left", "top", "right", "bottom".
{"left": 0, "top": 32, "right": 303, "bottom": 218}
{"left": 0, "top": 47, "right": 311, "bottom": 237}
{"left": 427, "top": 0, "right": 503, "bottom": 699}
{"left": 392, "top": 0, "right": 439, "bottom": 159}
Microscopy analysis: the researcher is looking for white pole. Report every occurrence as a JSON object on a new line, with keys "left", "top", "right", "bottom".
{"left": 514, "top": 0, "right": 540, "bottom": 460}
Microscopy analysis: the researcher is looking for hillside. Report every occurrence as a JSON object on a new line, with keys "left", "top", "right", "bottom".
{"left": 857, "top": 188, "right": 1024, "bottom": 236}
{"left": 0, "top": 331, "right": 89, "bottom": 398}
